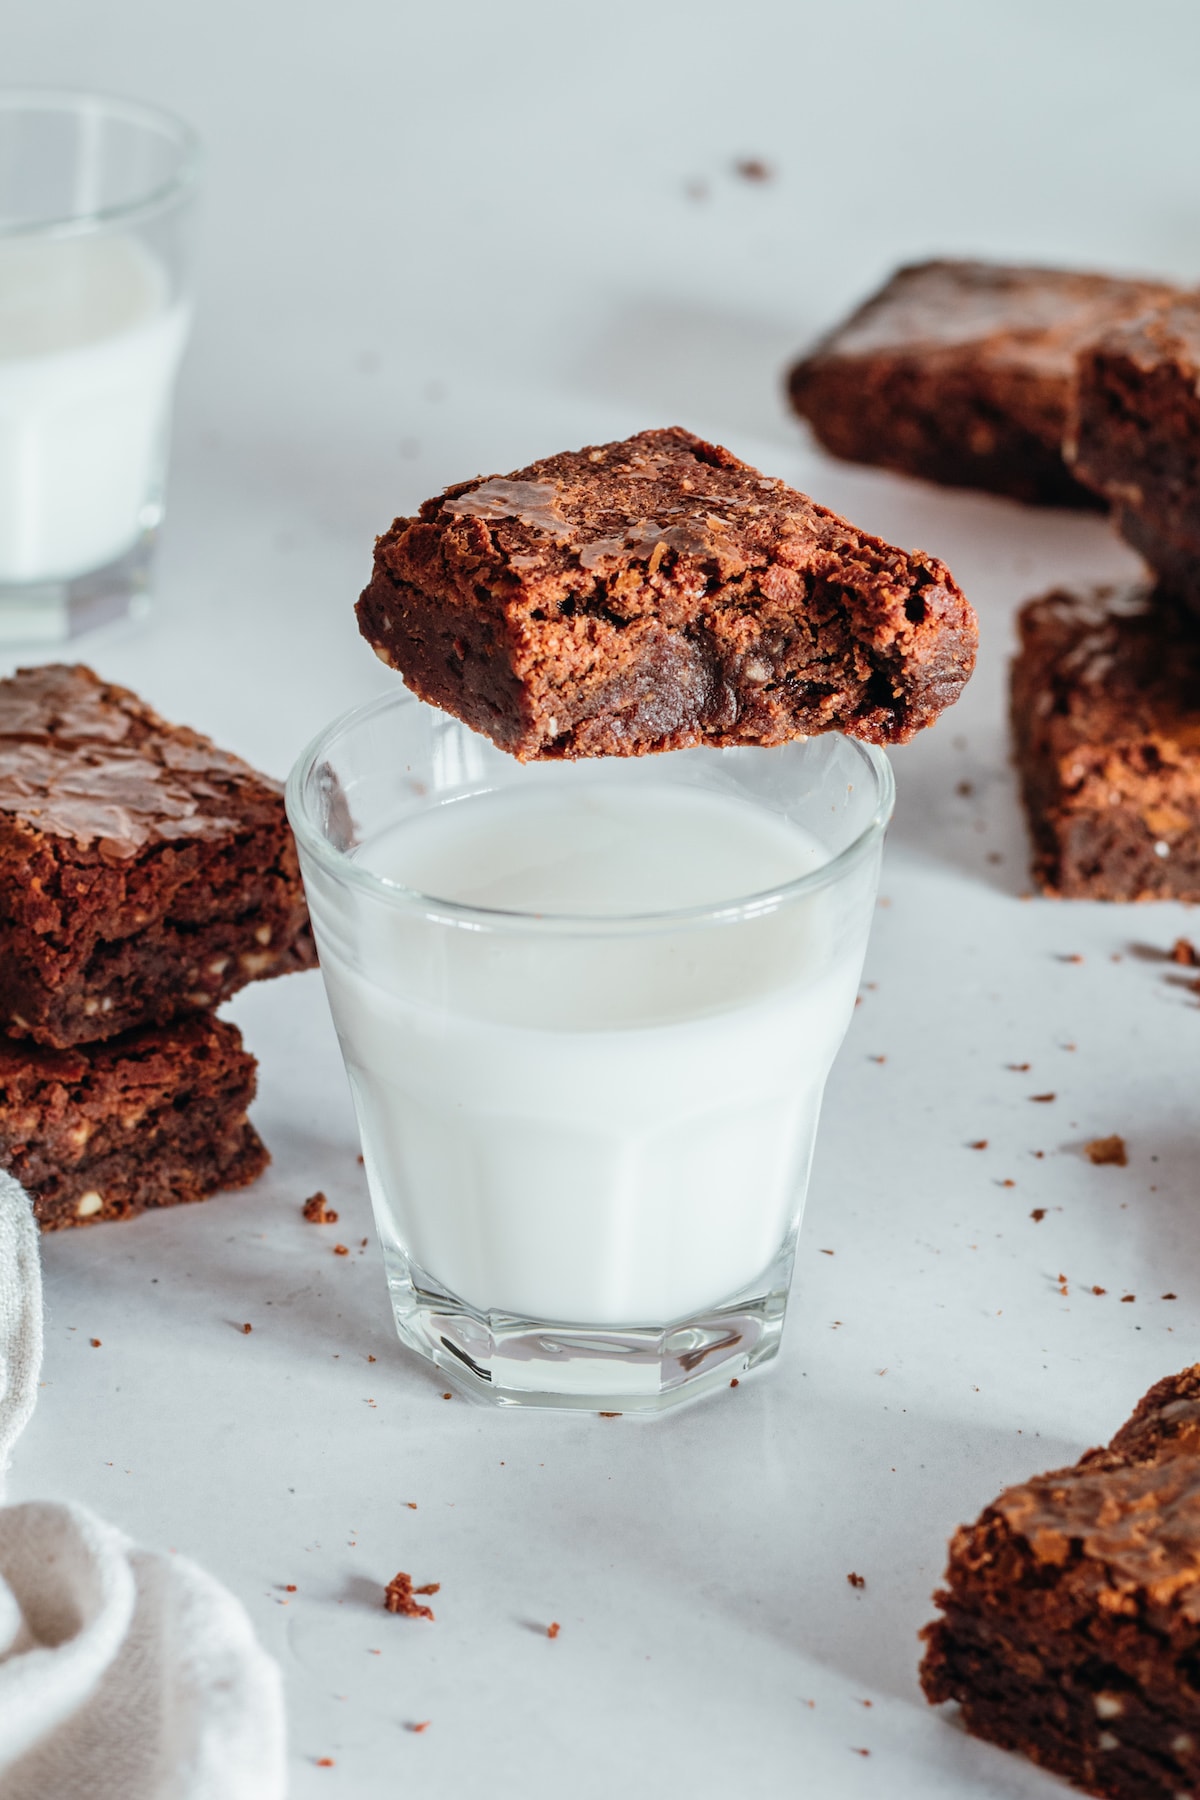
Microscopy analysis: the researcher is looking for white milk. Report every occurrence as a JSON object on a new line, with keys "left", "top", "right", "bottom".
{"left": 320, "top": 783, "right": 865, "bottom": 1326}
{"left": 0, "top": 235, "right": 190, "bottom": 584}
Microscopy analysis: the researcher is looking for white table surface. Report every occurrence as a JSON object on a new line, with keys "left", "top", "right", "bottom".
{"left": 7, "top": 2, "right": 1200, "bottom": 1793}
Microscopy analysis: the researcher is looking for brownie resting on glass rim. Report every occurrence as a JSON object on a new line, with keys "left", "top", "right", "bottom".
{"left": 356, "top": 427, "right": 977, "bottom": 761}
{"left": 0, "top": 663, "right": 316, "bottom": 1049}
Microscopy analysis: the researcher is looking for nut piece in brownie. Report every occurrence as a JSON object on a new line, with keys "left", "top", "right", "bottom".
{"left": 356, "top": 426, "right": 976, "bottom": 760}
{"left": 788, "top": 260, "right": 1177, "bottom": 507}
{"left": 0, "top": 664, "right": 316, "bottom": 1048}
{"left": 921, "top": 1365, "right": 1200, "bottom": 1800}
{"left": 1071, "top": 298, "right": 1200, "bottom": 602}
{"left": 1012, "top": 583, "right": 1200, "bottom": 900}
{"left": 0, "top": 1013, "right": 268, "bottom": 1229}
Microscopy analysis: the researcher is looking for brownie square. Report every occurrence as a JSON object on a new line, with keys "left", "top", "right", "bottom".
{"left": 356, "top": 426, "right": 977, "bottom": 760}
{"left": 788, "top": 260, "right": 1177, "bottom": 507}
{"left": 1071, "top": 298, "right": 1200, "bottom": 601}
{"left": 0, "top": 664, "right": 316, "bottom": 1048}
{"left": 1011, "top": 583, "right": 1200, "bottom": 900}
{"left": 921, "top": 1366, "right": 1200, "bottom": 1800}
{"left": 0, "top": 1013, "right": 268, "bottom": 1229}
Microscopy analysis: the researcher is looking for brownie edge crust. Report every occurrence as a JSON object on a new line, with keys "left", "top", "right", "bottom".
{"left": 921, "top": 1365, "right": 1200, "bottom": 1800}
{"left": 357, "top": 427, "right": 976, "bottom": 760}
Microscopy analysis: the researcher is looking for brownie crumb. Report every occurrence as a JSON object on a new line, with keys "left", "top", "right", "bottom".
{"left": 303, "top": 1191, "right": 338, "bottom": 1224}
{"left": 969, "top": 1140, "right": 989, "bottom": 1151}
{"left": 241, "top": 1322, "right": 252, "bottom": 1334}
{"left": 333, "top": 1243, "right": 349, "bottom": 1256}
{"left": 1008, "top": 1063, "right": 1031, "bottom": 1072}
{"left": 847, "top": 1572, "right": 866, "bottom": 1589}
{"left": 407, "top": 1721, "right": 431, "bottom": 1734}
{"left": 734, "top": 157, "right": 774, "bottom": 182}
{"left": 1085, "top": 1134, "right": 1128, "bottom": 1166}
{"left": 1092, "top": 1285, "right": 1107, "bottom": 1295}
{"left": 730, "top": 1378, "right": 740, "bottom": 1388}
{"left": 547, "top": 1621, "right": 561, "bottom": 1639}
{"left": 1030, "top": 1209, "right": 1047, "bottom": 1222}
{"left": 598, "top": 1411, "right": 622, "bottom": 1419}
{"left": 90, "top": 1338, "right": 101, "bottom": 1347}
{"left": 1029, "top": 1093, "right": 1057, "bottom": 1104}
{"left": 285, "top": 1584, "right": 297, "bottom": 1592}
{"left": 384, "top": 1572, "right": 437, "bottom": 1620}
{"left": 1172, "top": 937, "right": 1199, "bottom": 965}
{"left": 1164, "top": 1293, "right": 1178, "bottom": 1301}
{"left": 1121, "top": 1294, "right": 1137, "bottom": 1303}
{"left": 441, "top": 1392, "right": 452, "bottom": 1400}
{"left": 316, "top": 1758, "right": 334, "bottom": 1767}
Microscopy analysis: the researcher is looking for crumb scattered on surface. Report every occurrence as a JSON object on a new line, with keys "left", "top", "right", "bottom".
{"left": 1059, "top": 954, "right": 1084, "bottom": 964}
{"left": 407, "top": 1721, "right": 431, "bottom": 1734}
{"left": 1121, "top": 1294, "right": 1136, "bottom": 1304}
{"left": 385, "top": 1572, "right": 437, "bottom": 1621}
{"left": 90, "top": 1338, "right": 101, "bottom": 1348}
{"left": 1085, "top": 1135, "right": 1128, "bottom": 1166}
{"left": 316, "top": 1759, "right": 334, "bottom": 1768}
{"left": 1030, "top": 1093, "right": 1056, "bottom": 1103}
{"left": 547, "top": 1621, "right": 561, "bottom": 1639}
{"left": 303, "top": 1191, "right": 338, "bottom": 1224}
{"left": 847, "top": 1572, "right": 866, "bottom": 1589}
{"left": 241, "top": 1322, "right": 252, "bottom": 1334}
{"left": 1030, "top": 1208, "right": 1046, "bottom": 1222}
{"left": 1008, "top": 1063, "right": 1031, "bottom": 1072}
{"left": 368, "top": 1354, "right": 376, "bottom": 1363}
{"left": 734, "top": 156, "right": 773, "bottom": 181}
{"left": 969, "top": 1140, "right": 988, "bottom": 1150}
{"left": 1092, "top": 1285, "right": 1107, "bottom": 1295}
{"left": 852, "top": 1747, "right": 871, "bottom": 1757}
{"left": 1000, "top": 1179, "right": 1016, "bottom": 1189}
{"left": 730, "top": 1378, "right": 740, "bottom": 1388}
{"left": 598, "top": 1411, "right": 622, "bottom": 1419}
{"left": 1172, "top": 937, "right": 1199, "bottom": 965}
{"left": 285, "top": 1584, "right": 297, "bottom": 1592}
{"left": 333, "top": 1243, "right": 350, "bottom": 1256}
{"left": 442, "top": 1392, "right": 452, "bottom": 1400}
{"left": 1164, "top": 1293, "right": 1178, "bottom": 1301}
{"left": 819, "top": 1248, "right": 835, "bottom": 1255}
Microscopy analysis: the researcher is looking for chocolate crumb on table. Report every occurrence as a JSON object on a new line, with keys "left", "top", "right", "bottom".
{"left": 921, "top": 1364, "right": 1200, "bottom": 1800}
{"left": 0, "top": 1013, "right": 268, "bottom": 1229}
{"left": 356, "top": 427, "right": 976, "bottom": 761}
{"left": 787, "top": 260, "right": 1177, "bottom": 508}
{"left": 1086, "top": 1135, "right": 1128, "bottom": 1167}
{"left": 1012, "top": 584, "right": 1200, "bottom": 900}
{"left": 0, "top": 663, "right": 316, "bottom": 1048}
{"left": 302, "top": 1191, "right": 338, "bottom": 1224}
{"left": 847, "top": 1572, "right": 866, "bottom": 1589}
{"left": 384, "top": 1572, "right": 437, "bottom": 1620}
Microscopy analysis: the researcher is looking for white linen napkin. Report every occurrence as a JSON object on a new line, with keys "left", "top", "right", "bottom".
{"left": 0, "top": 1171, "right": 286, "bottom": 1800}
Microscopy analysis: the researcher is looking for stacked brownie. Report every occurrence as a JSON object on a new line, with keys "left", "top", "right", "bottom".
{"left": 922, "top": 1366, "right": 1200, "bottom": 1800}
{"left": 0, "top": 663, "right": 316, "bottom": 1227}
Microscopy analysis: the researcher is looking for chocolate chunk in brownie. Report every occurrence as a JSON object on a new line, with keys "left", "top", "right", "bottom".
{"left": 1071, "top": 298, "right": 1200, "bottom": 601}
{"left": 0, "top": 664, "right": 316, "bottom": 1048}
{"left": 0, "top": 1013, "right": 268, "bottom": 1229}
{"left": 1011, "top": 583, "right": 1200, "bottom": 900}
{"left": 921, "top": 1365, "right": 1200, "bottom": 1800}
{"left": 788, "top": 260, "right": 1177, "bottom": 507}
{"left": 356, "top": 426, "right": 976, "bottom": 760}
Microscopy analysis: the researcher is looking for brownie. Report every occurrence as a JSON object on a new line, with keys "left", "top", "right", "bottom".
{"left": 788, "top": 260, "right": 1177, "bottom": 507}
{"left": 0, "top": 664, "right": 316, "bottom": 1048}
{"left": 0, "top": 1013, "right": 268, "bottom": 1229}
{"left": 356, "top": 426, "right": 977, "bottom": 759}
{"left": 1071, "top": 298, "right": 1200, "bottom": 600}
{"left": 1011, "top": 583, "right": 1200, "bottom": 900}
{"left": 921, "top": 1365, "right": 1200, "bottom": 1800}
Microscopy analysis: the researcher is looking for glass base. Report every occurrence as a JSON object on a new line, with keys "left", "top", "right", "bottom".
{"left": 381, "top": 1236, "right": 796, "bottom": 1412}
{"left": 0, "top": 531, "right": 156, "bottom": 647}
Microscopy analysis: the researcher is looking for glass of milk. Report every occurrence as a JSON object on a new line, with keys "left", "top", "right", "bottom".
{"left": 288, "top": 694, "right": 894, "bottom": 1411}
{"left": 0, "top": 90, "right": 200, "bottom": 644}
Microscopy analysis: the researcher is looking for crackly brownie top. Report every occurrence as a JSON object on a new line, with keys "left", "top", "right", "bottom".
{"left": 805, "top": 260, "right": 1175, "bottom": 374}
{"left": 1017, "top": 584, "right": 1200, "bottom": 754}
{"left": 1084, "top": 294, "right": 1200, "bottom": 376}
{"left": 982, "top": 1366, "right": 1200, "bottom": 1620}
{"left": 382, "top": 425, "right": 963, "bottom": 612}
{"left": 0, "top": 664, "right": 277, "bottom": 860}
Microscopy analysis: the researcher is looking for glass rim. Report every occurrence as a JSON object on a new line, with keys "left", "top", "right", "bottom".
{"left": 0, "top": 88, "right": 202, "bottom": 238}
{"left": 286, "top": 688, "right": 896, "bottom": 935}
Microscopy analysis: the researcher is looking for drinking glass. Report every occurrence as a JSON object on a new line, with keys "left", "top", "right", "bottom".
{"left": 0, "top": 90, "right": 200, "bottom": 643}
{"left": 288, "top": 693, "right": 894, "bottom": 1411}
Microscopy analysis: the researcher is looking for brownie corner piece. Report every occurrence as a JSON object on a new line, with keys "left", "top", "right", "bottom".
{"left": 356, "top": 426, "right": 976, "bottom": 759}
{"left": 0, "top": 662, "right": 316, "bottom": 1048}
{"left": 788, "top": 258, "right": 1177, "bottom": 507}
{"left": 1011, "top": 582, "right": 1200, "bottom": 900}
{"left": 1070, "top": 296, "right": 1200, "bottom": 602}
{"left": 921, "top": 1365, "right": 1200, "bottom": 1800}
{"left": 0, "top": 1012, "right": 269, "bottom": 1229}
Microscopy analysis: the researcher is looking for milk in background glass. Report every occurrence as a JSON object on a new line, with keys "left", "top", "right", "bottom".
{"left": 288, "top": 693, "right": 893, "bottom": 1411}
{"left": 0, "top": 235, "right": 190, "bottom": 583}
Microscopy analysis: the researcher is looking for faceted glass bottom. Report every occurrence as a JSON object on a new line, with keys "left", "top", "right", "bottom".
{"left": 0, "top": 528, "right": 157, "bottom": 647}
{"left": 380, "top": 1233, "right": 797, "bottom": 1413}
